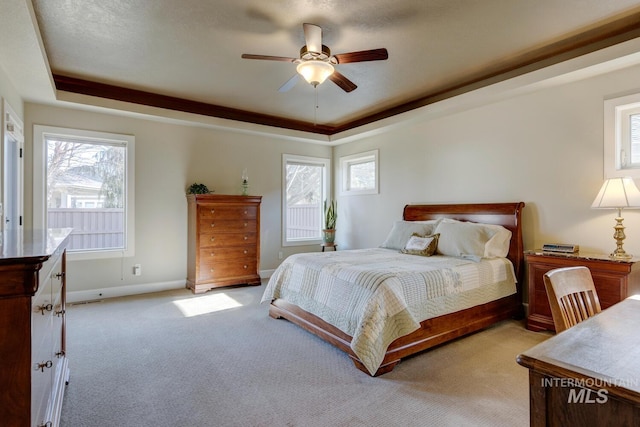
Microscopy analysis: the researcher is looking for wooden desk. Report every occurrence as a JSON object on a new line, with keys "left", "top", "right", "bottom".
{"left": 517, "top": 297, "right": 640, "bottom": 426}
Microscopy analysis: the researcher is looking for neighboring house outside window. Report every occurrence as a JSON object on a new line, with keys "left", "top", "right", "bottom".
{"left": 33, "top": 125, "right": 135, "bottom": 260}
{"left": 282, "top": 154, "right": 330, "bottom": 246}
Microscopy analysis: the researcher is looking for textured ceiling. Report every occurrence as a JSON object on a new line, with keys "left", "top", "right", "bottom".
{"left": 7, "top": 0, "right": 640, "bottom": 135}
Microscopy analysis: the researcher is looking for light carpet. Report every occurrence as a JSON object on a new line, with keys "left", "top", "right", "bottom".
{"left": 60, "top": 283, "right": 550, "bottom": 427}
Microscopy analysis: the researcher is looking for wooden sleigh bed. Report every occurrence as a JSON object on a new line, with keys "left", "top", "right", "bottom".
{"left": 267, "top": 202, "right": 525, "bottom": 376}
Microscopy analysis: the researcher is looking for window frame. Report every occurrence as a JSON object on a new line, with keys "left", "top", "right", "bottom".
{"left": 33, "top": 125, "right": 135, "bottom": 260}
{"left": 282, "top": 153, "right": 331, "bottom": 247}
{"left": 604, "top": 93, "right": 640, "bottom": 179}
{"left": 339, "top": 149, "right": 379, "bottom": 196}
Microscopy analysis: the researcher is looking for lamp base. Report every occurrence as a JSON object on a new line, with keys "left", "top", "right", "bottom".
{"left": 610, "top": 214, "right": 633, "bottom": 260}
{"left": 610, "top": 249, "right": 633, "bottom": 260}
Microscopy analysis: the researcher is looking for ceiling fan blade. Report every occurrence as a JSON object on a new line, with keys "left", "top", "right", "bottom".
{"left": 333, "top": 48, "right": 388, "bottom": 64}
{"left": 303, "top": 23, "right": 322, "bottom": 53}
{"left": 241, "top": 54, "right": 297, "bottom": 62}
{"left": 278, "top": 74, "right": 300, "bottom": 92}
{"left": 329, "top": 71, "right": 357, "bottom": 93}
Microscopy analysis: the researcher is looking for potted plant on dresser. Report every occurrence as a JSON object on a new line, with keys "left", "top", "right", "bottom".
{"left": 323, "top": 199, "right": 337, "bottom": 246}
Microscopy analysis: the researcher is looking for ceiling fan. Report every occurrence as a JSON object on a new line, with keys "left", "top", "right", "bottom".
{"left": 241, "top": 23, "right": 388, "bottom": 93}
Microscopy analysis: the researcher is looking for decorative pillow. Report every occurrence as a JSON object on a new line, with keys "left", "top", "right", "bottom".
{"left": 434, "top": 220, "right": 497, "bottom": 257}
{"left": 380, "top": 220, "right": 440, "bottom": 250}
{"left": 401, "top": 233, "right": 439, "bottom": 256}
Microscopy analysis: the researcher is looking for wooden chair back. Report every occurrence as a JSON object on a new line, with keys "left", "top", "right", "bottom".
{"left": 543, "top": 266, "right": 602, "bottom": 333}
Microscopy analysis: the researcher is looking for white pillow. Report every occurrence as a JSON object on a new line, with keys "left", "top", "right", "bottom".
{"left": 434, "top": 220, "right": 497, "bottom": 257}
{"left": 435, "top": 219, "right": 512, "bottom": 258}
{"left": 482, "top": 225, "right": 512, "bottom": 258}
{"left": 380, "top": 220, "right": 440, "bottom": 250}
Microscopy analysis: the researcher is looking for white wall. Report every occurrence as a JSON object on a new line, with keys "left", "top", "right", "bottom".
{"left": 333, "top": 63, "right": 640, "bottom": 261}
{"left": 19, "top": 61, "right": 640, "bottom": 300}
{"left": 24, "top": 104, "right": 331, "bottom": 298}
{"left": 0, "top": 65, "right": 23, "bottom": 118}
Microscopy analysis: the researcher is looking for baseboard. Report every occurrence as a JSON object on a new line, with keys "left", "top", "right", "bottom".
{"left": 67, "top": 280, "right": 186, "bottom": 304}
{"left": 67, "top": 270, "right": 274, "bottom": 303}
{"left": 260, "top": 269, "right": 275, "bottom": 279}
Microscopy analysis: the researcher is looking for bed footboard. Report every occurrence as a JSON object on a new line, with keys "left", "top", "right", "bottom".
{"left": 270, "top": 293, "right": 520, "bottom": 376}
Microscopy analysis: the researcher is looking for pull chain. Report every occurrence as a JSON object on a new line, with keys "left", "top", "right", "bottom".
{"left": 314, "top": 85, "right": 319, "bottom": 126}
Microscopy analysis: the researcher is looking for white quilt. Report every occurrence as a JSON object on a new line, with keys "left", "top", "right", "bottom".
{"left": 262, "top": 248, "right": 517, "bottom": 375}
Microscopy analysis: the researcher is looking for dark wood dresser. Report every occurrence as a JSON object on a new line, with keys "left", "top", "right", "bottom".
{"left": 0, "top": 228, "right": 72, "bottom": 427}
{"left": 187, "top": 194, "right": 262, "bottom": 293}
{"left": 525, "top": 250, "right": 640, "bottom": 331}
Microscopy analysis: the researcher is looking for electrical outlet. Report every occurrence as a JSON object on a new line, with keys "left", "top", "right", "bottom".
{"left": 133, "top": 264, "right": 142, "bottom": 276}
{"left": 278, "top": 251, "right": 283, "bottom": 260}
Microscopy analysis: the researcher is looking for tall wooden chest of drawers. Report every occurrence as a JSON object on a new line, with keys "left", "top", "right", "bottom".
{"left": 187, "top": 194, "right": 262, "bottom": 293}
{"left": 0, "top": 228, "right": 71, "bottom": 427}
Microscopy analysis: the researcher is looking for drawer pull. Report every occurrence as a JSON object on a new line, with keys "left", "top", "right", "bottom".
{"left": 244, "top": 222, "right": 248, "bottom": 227}
{"left": 56, "top": 309, "right": 66, "bottom": 317}
{"left": 210, "top": 209, "right": 215, "bottom": 214}
{"left": 38, "top": 422, "right": 52, "bottom": 427}
{"left": 54, "top": 272, "right": 65, "bottom": 279}
{"left": 210, "top": 223, "right": 215, "bottom": 227}
{"left": 244, "top": 265, "right": 248, "bottom": 269}
{"left": 36, "top": 360, "right": 53, "bottom": 372}
{"left": 244, "top": 236, "right": 248, "bottom": 240}
{"left": 244, "top": 210, "right": 248, "bottom": 215}
{"left": 210, "top": 268, "right": 214, "bottom": 272}
{"left": 243, "top": 250, "right": 248, "bottom": 254}
{"left": 210, "top": 252, "right": 215, "bottom": 257}
{"left": 56, "top": 350, "right": 66, "bottom": 358}
{"left": 210, "top": 237, "right": 215, "bottom": 242}
{"left": 36, "top": 304, "right": 53, "bottom": 315}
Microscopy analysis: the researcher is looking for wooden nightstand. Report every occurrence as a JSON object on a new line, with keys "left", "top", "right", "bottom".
{"left": 525, "top": 250, "right": 640, "bottom": 331}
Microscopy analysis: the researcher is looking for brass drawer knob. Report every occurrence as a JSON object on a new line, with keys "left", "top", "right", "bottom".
{"left": 36, "top": 360, "right": 53, "bottom": 372}
{"left": 244, "top": 222, "right": 248, "bottom": 227}
{"left": 36, "top": 304, "right": 53, "bottom": 315}
{"left": 244, "top": 265, "right": 248, "bottom": 269}
{"left": 244, "top": 236, "right": 248, "bottom": 240}
{"left": 210, "top": 252, "right": 215, "bottom": 257}
{"left": 243, "top": 250, "right": 248, "bottom": 254}
{"left": 210, "top": 209, "right": 215, "bottom": 214}
{"left": 210, "top": 237, "right": 215, "bottom": 241}
{"left": 210, "top": 223, "right": 215, "bottom": 227}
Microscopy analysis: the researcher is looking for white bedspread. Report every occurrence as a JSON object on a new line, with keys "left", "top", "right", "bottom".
{"left": 261, "top": 248, "right": 517, "bottom": 375}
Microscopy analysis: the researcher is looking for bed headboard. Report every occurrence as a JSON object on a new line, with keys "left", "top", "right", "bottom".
{"left": 403, "top": 202, "right": 526, "bottom": 286}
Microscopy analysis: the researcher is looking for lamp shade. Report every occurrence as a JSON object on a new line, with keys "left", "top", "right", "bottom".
{"left": 591, "top": 177, "right": 640, "bottom": 209}
{"left": 296, "top": 60, "right": 334, "bottom": 86}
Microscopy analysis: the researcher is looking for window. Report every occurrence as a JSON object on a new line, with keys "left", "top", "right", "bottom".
{"left": 33, "top": 125, "right": 135, "bottom": 259}
{"left": 340, "top": 149, "right": 379, "bottom": 195}
{"left": 604, "top": 94, "right": 640, "bottom": 179}
{"left": 282, "top": 154, "right": 330, "bottom": 246}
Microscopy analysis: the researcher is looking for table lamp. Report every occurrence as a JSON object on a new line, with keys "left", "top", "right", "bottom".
{"left": 591, "top": 177, "right": 640, "bottom": 259}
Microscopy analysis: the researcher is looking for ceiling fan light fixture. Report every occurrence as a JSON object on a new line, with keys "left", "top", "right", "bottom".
{"left": 296, "top": 60, "right": 334, "bottom": 87}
